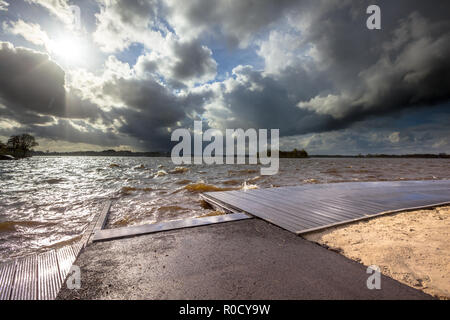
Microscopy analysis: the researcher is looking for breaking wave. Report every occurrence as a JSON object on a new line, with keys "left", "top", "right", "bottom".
{"left": 169, "top": 166, "right": 189, "bottom": 174}
{"left": 120, "top": 186, "right": 154, "bottom": 195}
{"left": 182, "top": 183, "right": 239, "bottom": 193}
{"left": 0, "top": 220, "right": 55, "bottom": 233}
{"left": 155, "top": 169, "right": 168, "bottom": 177}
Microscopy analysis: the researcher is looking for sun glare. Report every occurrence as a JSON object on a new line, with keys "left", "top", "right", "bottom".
{"left": 50, "top": 35, "right": 88, "bottom": 65}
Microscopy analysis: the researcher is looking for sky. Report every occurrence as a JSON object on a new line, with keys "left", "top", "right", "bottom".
{"left": 0, "top": 0, "right": 449, "bottom": 154}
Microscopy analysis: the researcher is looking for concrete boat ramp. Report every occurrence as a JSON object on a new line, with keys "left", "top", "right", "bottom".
{"left": 2, "top": 180, "right": 449, "bottom": 300}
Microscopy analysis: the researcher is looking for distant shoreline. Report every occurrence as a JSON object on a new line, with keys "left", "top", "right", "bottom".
{"left": 30, "top": 151, "right": 450, "bottom": 159}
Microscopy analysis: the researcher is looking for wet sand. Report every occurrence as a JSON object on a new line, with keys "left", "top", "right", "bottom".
{"left": 304, "top": 206, "right": 450, "bottom": 299}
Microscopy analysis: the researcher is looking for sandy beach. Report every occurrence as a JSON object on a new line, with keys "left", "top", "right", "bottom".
{"left": 304, "top": 205, "right": 450, "bottom": 299}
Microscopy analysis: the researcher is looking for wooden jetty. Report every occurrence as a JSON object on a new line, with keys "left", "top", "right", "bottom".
{"left": 201, "top": 180, "right": 450, "bottom": 234}
{"left": 0, "top": 201, "right": 111, "bottom": 300}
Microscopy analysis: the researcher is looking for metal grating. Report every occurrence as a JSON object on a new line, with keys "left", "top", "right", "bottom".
{"left": 0, "top": 260, "right": 16, "bottom": 300}
{"left": 202, "top": 180, "right": 450, "bottom": 234}
{"left": 0, "top": 200, "right": 110, "bottom": 300}
{"left": 37, "top": 250, "right": 62, "bottom": 300}
{"left": 56, "top": 246, "right": 77, "bottom": 286}
{"left": 10, "top": 254, "right": 37, "bottom": 300}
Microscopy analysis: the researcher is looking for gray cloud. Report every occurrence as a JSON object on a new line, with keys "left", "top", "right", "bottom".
{"left": 205, "top": 0, "right": 450, "bottom": 143}
{"left": 0, "top": 0, "right": 9, "bottom": 12}
{"left": 0, "top": 42, "right": 65, "bottom": 118}
{"left": 206, "top": 65, "right": 352, "bottom": 138}
{"left": 0, "top": 42, "right": 103, "bottom": 123}
{"left": 279, "top": 109, "right": 450, "bottom": 155}
{"left": 165, "top": 0, "right": 299, "bottom": 47}
{"left": 109, "top": 0, "right": 158, "bottom": 28}
{"left": 135, "top": 39, "right": 217, "bottom": 87}
{"left": 171, "top": 40, "right": 217, "bottom": 82}
{"left": 102, "top": 76, "right": 213, "bottom": 150}
{"left": 1, "top": 0, "right": 450, "bottom": 153}
{"left": 0, "top": 41, "right": 213, "bottom": 151}
{"left": 296, "top": 1, "right": 450, "bottom": 122}
{"left": 0, "top": 118, "right": 124, "bottom": 149}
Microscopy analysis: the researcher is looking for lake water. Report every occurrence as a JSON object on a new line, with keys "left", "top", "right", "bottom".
{"left": 0, "top": 156, "right": 449, "bottom": 262}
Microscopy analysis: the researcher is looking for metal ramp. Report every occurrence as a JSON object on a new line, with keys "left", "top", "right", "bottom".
{"left": 0, "top": 242, "right": 83, "bottom": 300}
{"left": 0, "top": 201, "right": 111, "bottom": 300}
{"left": 201, "top": 180, "right": 450, "bottom": 234}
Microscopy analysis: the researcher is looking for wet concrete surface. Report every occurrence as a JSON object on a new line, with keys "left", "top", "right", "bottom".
{"left": 57, "top": 219, "right": 432, "bottom": 300}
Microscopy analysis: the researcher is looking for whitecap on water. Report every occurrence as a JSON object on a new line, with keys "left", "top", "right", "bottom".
{"left": 242, "top": 181, "right": 259, "bottom": 191}
{"left": 155, "top": 169, "right": 168, "bottom": 177}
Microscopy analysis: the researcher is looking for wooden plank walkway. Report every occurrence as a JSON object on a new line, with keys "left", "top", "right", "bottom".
{"left": 0, "top": 200, "right": 112, "bottom": 300}
{"left": 201, "top": 180, "right": 450, "bottom": 234}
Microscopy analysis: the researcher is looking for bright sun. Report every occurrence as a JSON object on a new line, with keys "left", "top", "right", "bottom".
{"left": 50, "top": 35, "right": 87, "bottom": 65}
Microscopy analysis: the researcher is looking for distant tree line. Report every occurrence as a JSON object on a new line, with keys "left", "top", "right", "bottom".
{"left": 32, "top": 149, "right": 171, "bottom": 157}
{"left": 34, "top": 149, "right": 310, "bottom": 158}
{"left": 312, "top": 153, "right": 449, "bottom": 158}
{"left": 0, "top": 134, "right": 39, "bottom": 159}
{"left": 262, "top": 148, "right": 309, "bottom": 158}
{"left": 280, "top": 148, "right": 309, "bottom": 158}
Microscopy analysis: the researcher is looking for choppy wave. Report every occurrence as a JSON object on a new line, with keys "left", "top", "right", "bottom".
{"left": 303, "top": 179, "right": 320, "bottom": 184}
{"left": 182, "top": 182, "right": 239, "bottom": 193}
{"left": 228, "top": 169, "right": 259, "bottom": 176}
{"left": 0, "top": 220, "right": 56, "bottom": 233}
{"left": 169, "top": 166, "right": 189, "bottom": 174}
{"left": 175, "top": 179, "right": 192, "bottom": 185}
{"left": 42, "top": 178, "right": 66, "bottom": 184}
{"left": 120, "top": 186, "right": 154, "bottom": 195}
{"left": 222, "top": 179, "right": 242, "bottom": 185}
{"left": 197, "top": 211, "right": 226, "bottom": 218}
{"left": 155, "top": 169, "right": 168, "bottom": 177}
{"left": 242, "top": 182, "right": 259, "bottom": 190}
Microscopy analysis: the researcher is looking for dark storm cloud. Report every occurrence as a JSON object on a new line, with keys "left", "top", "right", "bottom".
{"left": 135, "top": 39, "right": 217, "bottom": 87}
{"left": 166, "top": 0, "right": 299, "bottom": 46}
{"left": 27, "top": 119, "right": 120, "bottom": 146}
{"left": 0, "top": 117, "right": 125, "bottom": 150}
{"left": 0, "top": 41, "right": 213, "bottom": 150}
{"left": 209, "top": 65, "right": 363, "bottom": 137}
{"left": 171, "top": 40, "right": 217, "bottom": 81}
{"left": 0, "top": 0, "right": 8, "bottom": 12}
{"left": 110, "top": 0, "right": 159, "bottom": 27}
{"left": 297, "top": 1, "right": 450, "bottom": 120}
{"left": 296, "top": 111, "right": 450, "bottom": 155}
{"left": 101, "top": 76, "right": 213, "bottom": 150}
{"left": 1, "top": 0, "right": 449, "bottom": 152}
{"left": 0, "top": 42, "right": 64, "bottom": 118}
{"left": 0, "top": 42, "right": 103, "bottom": 124}
{"left": 205, "top": 0, "right": 450, "bottom": 140}
{"left": 101, "top": 0, "right": 450, "bottom": 147}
